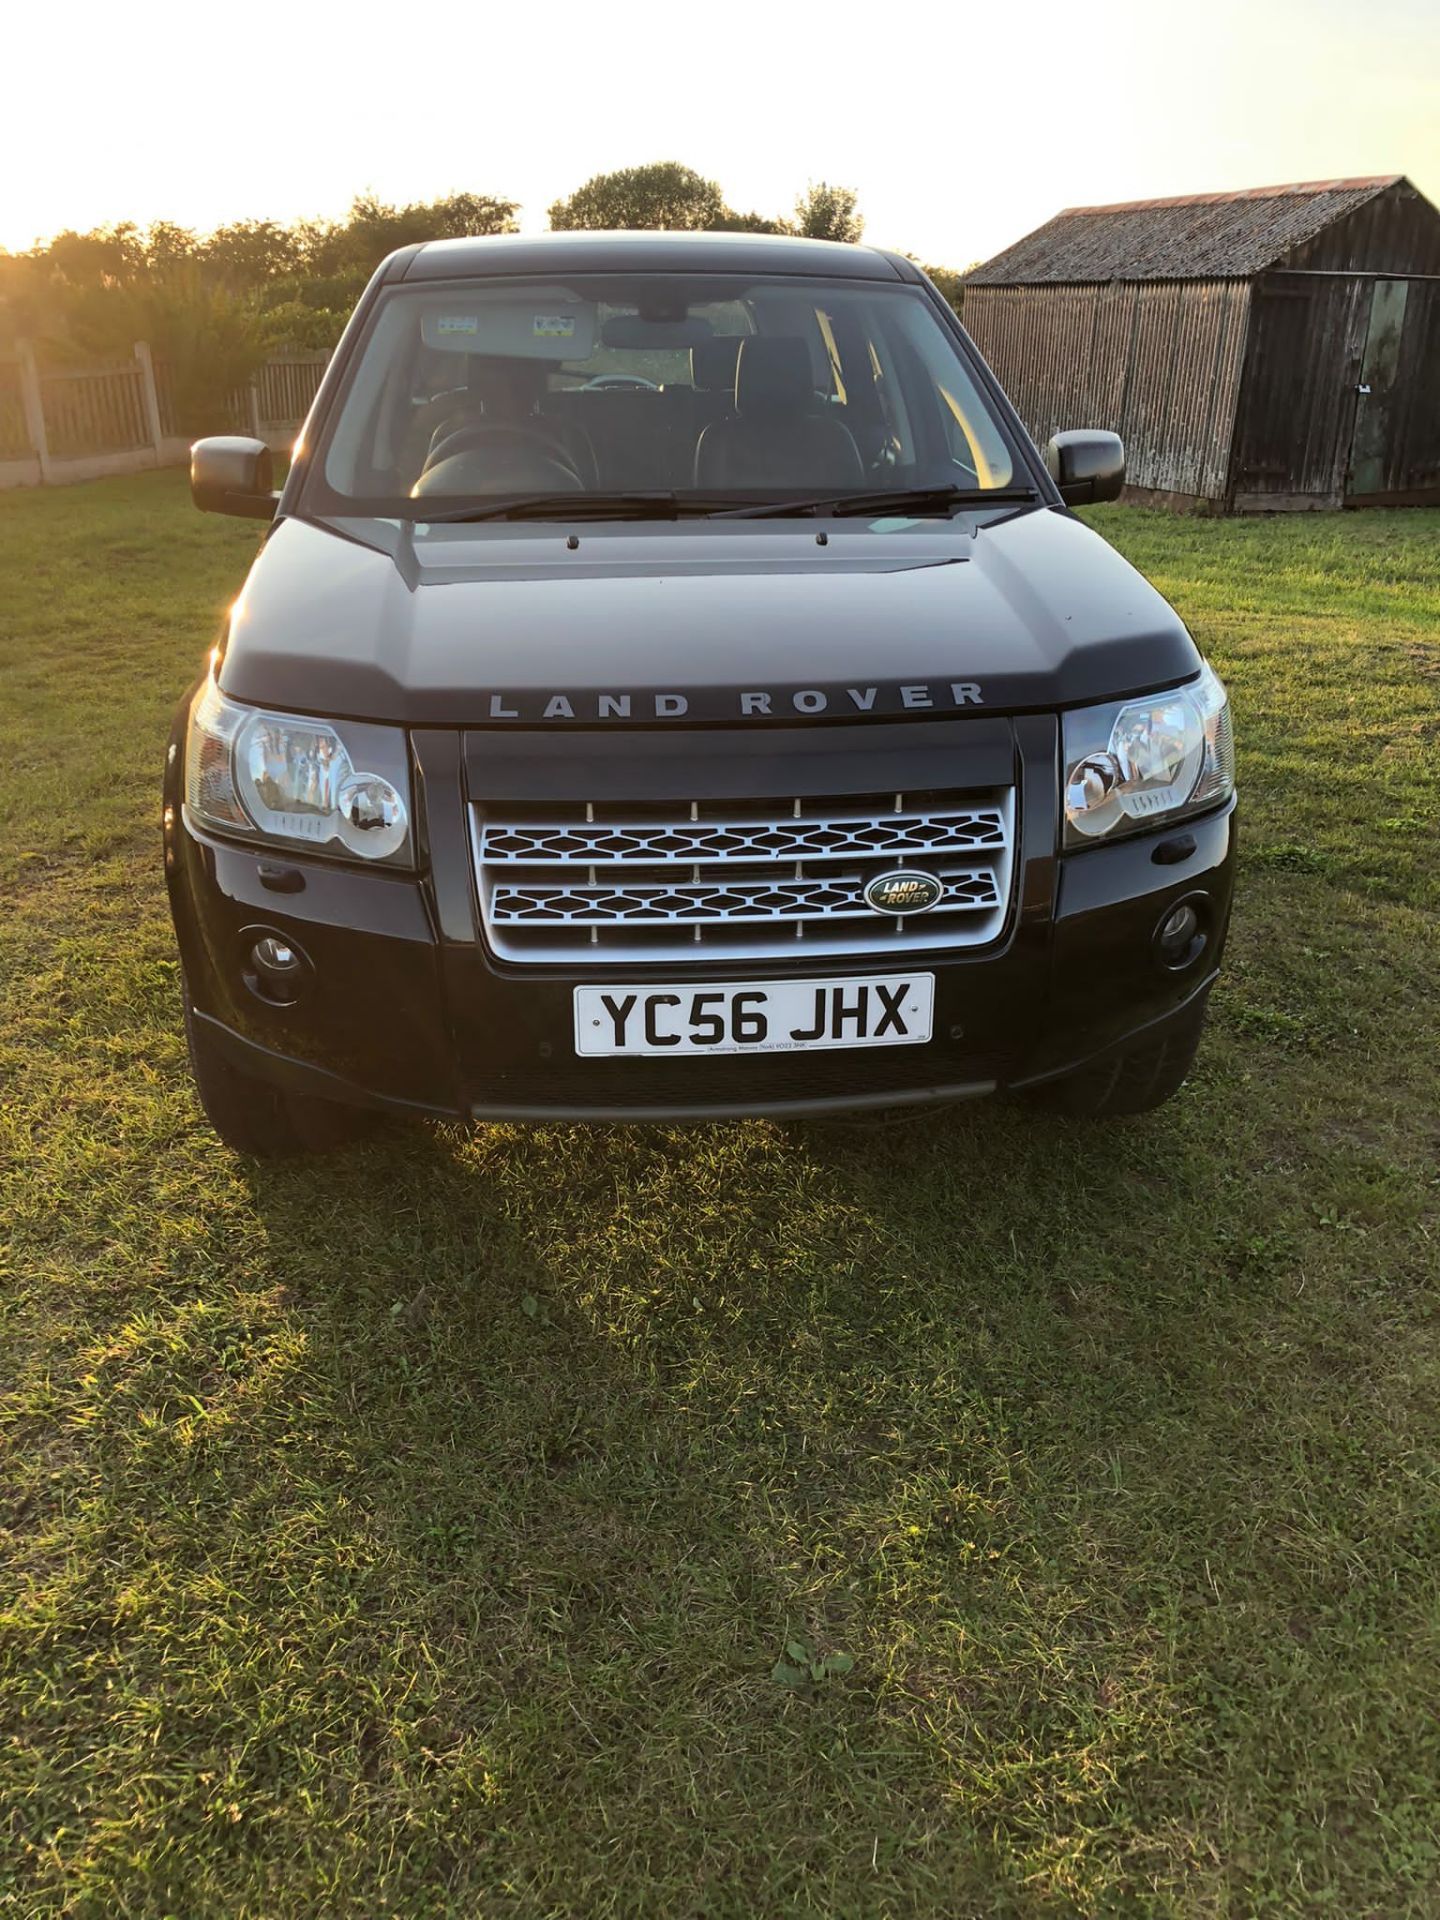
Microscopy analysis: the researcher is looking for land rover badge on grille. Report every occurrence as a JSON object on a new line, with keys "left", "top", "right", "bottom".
{"left": 864, "top": 871, "right": 944, "bottom": 914}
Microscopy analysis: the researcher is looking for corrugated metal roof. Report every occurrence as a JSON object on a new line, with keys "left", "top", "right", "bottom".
{"left": 966, "top": 177, "right": 1406, "bottom": 286}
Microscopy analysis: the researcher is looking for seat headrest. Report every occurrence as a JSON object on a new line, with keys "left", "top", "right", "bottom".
{"left": 689, "top": 336, "right": 743, "bottom": 393}
{"left": 734, "top": 337, "right": 817, "bottom": 418}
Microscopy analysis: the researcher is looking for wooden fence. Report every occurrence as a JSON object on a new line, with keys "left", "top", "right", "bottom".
{"left": 149, "top": 359, "right": 232, "bottom": 442}
{"left": 0, "top": 343, "right": 331, "bottom": 488}
{"left": 0, "top": 360, "right": 28, "bottom": 460}
{"left": 255, "top": 356, "right": 329, "bottom": 429}
{"left": 41, "top": 359, "right": 153, "bottom": 458}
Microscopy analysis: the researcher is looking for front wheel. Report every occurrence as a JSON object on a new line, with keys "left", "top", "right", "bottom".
{"left": 183, "top": 991, "right": 384, "bottom": 1156}
{"left": 1024, "top": 1004, "right": 1208, "bottom": 1118}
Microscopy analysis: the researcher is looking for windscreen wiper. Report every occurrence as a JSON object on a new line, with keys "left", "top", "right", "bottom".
{"left": 421, "top": 491, "right": 687, "bottom": 524}
{"left": 418, "top": 484, "right": 1039, "bottom": 525}
{"left": 711, "top": 484, "right": 1039, "bottom": 520}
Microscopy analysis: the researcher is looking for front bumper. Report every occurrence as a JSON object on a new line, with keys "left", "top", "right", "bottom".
{"left": 165, "top": 719, "right": 1236, "bottom": 1123}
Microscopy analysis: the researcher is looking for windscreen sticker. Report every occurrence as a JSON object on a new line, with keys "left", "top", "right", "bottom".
{"left": 533, "top": 314, "right": 577, "bottom": 339}
{"left": 436, "top": 315, "right": 479, "bottom": 336}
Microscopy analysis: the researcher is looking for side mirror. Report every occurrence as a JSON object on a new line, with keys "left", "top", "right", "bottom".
{"left": 1045, "top": 430, "right": 1125, "bottom": 506}
{"left": 190, "top": 437, "right": 278, "bottom": 520}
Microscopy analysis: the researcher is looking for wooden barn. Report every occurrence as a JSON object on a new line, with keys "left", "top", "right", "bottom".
{"left": 963, "top": 176, "right": 1440, "bottom": 511}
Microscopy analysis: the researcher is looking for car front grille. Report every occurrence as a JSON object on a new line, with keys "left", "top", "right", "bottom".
{"left": 472, "top": 789, "right": 1017, "bottom": 964}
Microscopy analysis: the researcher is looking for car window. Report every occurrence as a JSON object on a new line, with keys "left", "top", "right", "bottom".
{"left": 879, "top": 295, "right": 1013, "bottom": 487}
{"left": 312, "top": 272, "right": 1019, "bottom": 511}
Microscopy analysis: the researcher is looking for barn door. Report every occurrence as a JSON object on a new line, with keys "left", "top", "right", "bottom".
{"left": 1348, "top": 280, "right": 1410, "bottom": 499}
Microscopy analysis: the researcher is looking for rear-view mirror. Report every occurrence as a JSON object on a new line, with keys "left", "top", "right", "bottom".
{"left": 190, "top": 437, "right": 278, "bottom": 520}
{"left": 1045, "top": 430, "right": 1125, "bottom": 506}
{"left": 600, "top": 314, "right": 715, "bottom": 350}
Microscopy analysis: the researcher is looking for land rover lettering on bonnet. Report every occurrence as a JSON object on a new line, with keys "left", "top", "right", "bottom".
{"left": 476, "top": 683, "right": 987, "bottom": 721}
{"left": 166, "top": 229, "right": 1235, "bottom": 1152}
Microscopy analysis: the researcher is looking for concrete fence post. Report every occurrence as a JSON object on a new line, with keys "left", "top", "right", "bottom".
{"left": 133, "top": 340, "right": 165, "bottom": 456}
{"left": 15, "top": 340, "right": 52, "bottom": 484}
{"left": 246, "top": 379, "right": 263, "bottom": 440}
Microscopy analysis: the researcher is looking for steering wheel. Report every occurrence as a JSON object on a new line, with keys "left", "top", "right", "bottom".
{"left": 582, "top": 374, "right": 658, "bottom": 392}
{"left": 425, "top": 417, "right": 582, "bottom": 479}
{"left": 411, "top": 447, "right": 583, "bottom": 499}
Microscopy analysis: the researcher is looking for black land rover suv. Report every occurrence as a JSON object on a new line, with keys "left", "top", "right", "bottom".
{"left": 165, "top": 231, "right": 1235, "bottom": 1154}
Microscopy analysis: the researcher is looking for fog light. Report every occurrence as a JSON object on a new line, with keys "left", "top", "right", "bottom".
{"left": 244, "top": 931, "right": 309, "bottom": 1005}
{"left": 1155, "top": 898, "right": 1206, "bottom": 970}
{"left": 1160, "top": 904, "right": 1197, "bottom": 949}
{"left": 253, "top": 936, "right": 299, "bottom": 976}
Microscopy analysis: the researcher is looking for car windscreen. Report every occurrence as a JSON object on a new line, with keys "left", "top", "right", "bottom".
{"left": 306, "top": 273, "right": 1020, "bottom": 515}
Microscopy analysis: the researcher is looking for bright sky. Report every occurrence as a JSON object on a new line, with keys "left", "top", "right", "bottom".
{"left": 3, "top": 0, "right": 1436, "bottom": 265}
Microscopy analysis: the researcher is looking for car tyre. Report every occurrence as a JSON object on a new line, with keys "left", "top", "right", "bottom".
{"left": 183, "top": 986, "right": 382, "bottom": 1156}
{"left": 1025, "top": 1004, "right": 1208, "bottom": 1118}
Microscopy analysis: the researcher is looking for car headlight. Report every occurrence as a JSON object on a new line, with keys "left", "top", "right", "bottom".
{"left": 1063, "top": 662, "right": 1234, "bottom": 848}
{"left": 184, "top": 675, "right": 413, "bottom": 864}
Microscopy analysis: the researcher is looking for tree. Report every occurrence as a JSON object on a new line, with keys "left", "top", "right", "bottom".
{"left": 297, "top": 192, "right": 519, "bottom": 278}
{"left": 335, "top": 190, "right": 519, "bottom": 264}
{"left": 144, "top": 221, "right": 199, "bottom": 271}
{"left": 0, "top": 223, "right": 155, "bottom": 352}
{"left": 549, "top": 162, "right": 727, "bottom": 232}
{"left": 792, "top": 182, "right": 863, "bottom": 244}
{"left": 40, "top": 223, "right": 146, "bottom": 283}
{"left": 708, "top": 209, "right": 788, "bottom": 234}
{"left": 203, "top": 219, "right": 302, "bottom": 288}
{"left": 920, "top": 264, "right": 965, "bottom": 315}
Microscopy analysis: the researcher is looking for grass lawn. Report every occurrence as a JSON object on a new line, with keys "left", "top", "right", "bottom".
{"left": 2, "top": 473, "right": 1438, "bottom": 1918}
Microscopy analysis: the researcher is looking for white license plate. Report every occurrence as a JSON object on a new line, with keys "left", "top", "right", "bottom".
{"left": 574, "top": 974, "right": 935, "bottom": 1057}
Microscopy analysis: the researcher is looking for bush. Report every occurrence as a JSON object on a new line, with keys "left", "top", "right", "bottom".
{"left": 0, "top": 191, "right": 522, "bottom": 409}
{"left": 15, "top": 269, "right": 263, "bottom": 435}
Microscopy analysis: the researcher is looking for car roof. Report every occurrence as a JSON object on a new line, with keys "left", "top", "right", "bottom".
{"left": 398, "top": 229, "right": 915, "bottom": 283}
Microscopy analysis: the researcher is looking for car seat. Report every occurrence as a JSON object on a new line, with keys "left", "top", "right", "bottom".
{"left": 693, "top": 337, "right": 863, "bottom": 491}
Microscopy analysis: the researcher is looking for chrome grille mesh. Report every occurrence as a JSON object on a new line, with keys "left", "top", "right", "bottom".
{"left": 474, "top": 791, "right": 1016, "bottom": 963}
{"left": 482, "top": 806, "right": 1007, "bottom": 867}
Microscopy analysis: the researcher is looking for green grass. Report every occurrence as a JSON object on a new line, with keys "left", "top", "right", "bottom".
{"left": 2, "top": 473, "right": 1438, "bottom": 1918}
